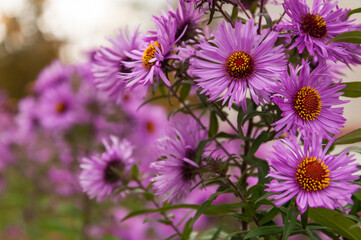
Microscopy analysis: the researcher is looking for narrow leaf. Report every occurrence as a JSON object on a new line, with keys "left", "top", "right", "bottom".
{"left": 209, "top": 111, "right": 219, "bottom": 137}
{"left": 283, "top": 205, "right": 298, "bottom": 240}
{"left": 334, "top": 128, "right": 361, "bottom": 145}
{"left": 259, "top": 207, "right": 280, "bottom": 226}
{"left": 301, "top": 208, "right": 309, "bottom": 229}
{"left": 342, "top": 82, "right": 361, "bottom": 98}
{"left": 309, "top": 208, "right": 361, "bottom": 240}
{"left": 347, "top": 8, "right": 361, "bottom": 17}
{"left": 230, "top": 5, "right": 238, "bottom": 22}
{"left": 180, "top": 83, "right": 191, "bottom": 101}
{"left": 328, "top": 31, "right": 361, "bottom": 44}
{"left": 244, "top": 226, "right": 283, "bottom": 239}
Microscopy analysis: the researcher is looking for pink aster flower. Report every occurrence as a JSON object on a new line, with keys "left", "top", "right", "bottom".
{"left": 272, "top": 61, "right": 347, "bottom": 138}
{"left": 34, "top": 60, "right": 73, "bottom": 94}
{"left": 167, "top": 0, "right": 204, "bottom": 44}
{"left": 266, "top": 134, "right": 360, "bottom": 213}
{"left": 191, "top": 19, "right": 286, "bottom": 111}
{"left": 37, "top": 83, "right": 85, "bottom": 131}
{"left": 123, "top": 15, "right": 179, "bottom": 88}
{"left": 79, "top": 136, "right": 134, "bottom": 202}
{"left": 92, "top": 27, "right": 142, "bottom": 103}
{"left": 279, "top": 0, "right": 361, "bottom": 65}
{"left": 151, "top": 114, "right": 207, "bottom": 203}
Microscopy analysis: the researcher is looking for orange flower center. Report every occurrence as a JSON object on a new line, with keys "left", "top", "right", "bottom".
{"left": 142, "top": 41, "right": 161, "bottom": 70}
{"left": 296, "top": 156, "right": 330, "bottom": 192}
{"left": 55, "top": 102, "right": 67, "bottom": 114}
{"left": 293, "top": 86, "right": 322, "bottom": 121}
{"left": 225, "top": 51, "right": 254, "bottom": 79}
{"left": 301, "top": 13, "right": 327, "bottom": 39}
{"left": 146, "top": 121, "right": 155, "bottom": 133}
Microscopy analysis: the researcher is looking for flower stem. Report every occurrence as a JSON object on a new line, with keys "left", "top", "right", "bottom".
{"left": 135, "top": 179, "right": 182, "bottom": 236}
{"left": 257, "top": 0, "right": 265, "bottom": 34}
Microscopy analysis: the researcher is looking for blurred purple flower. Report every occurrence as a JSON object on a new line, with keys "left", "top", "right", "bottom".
{"left": 151, "top": 114, "right": 207, "bottom": 203}
{"left": 34, "top": 60, "right": 73, "bottom": 94}
{"left": 38, "top": 83, "right": 85, "bottom": 131}
{"left": 79, "top": 136, "right": 134, "bottom": 202}
{"left": 92, "top": 27, "right": 142, "bottom": 103}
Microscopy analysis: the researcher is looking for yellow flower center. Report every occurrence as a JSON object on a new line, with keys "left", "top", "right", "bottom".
{"left": 293, "top": 86, "right": 322, "bottom": 121}
{"left": 301, "top": 13, "right": 327, "bottom": 39}
{"left": 225, "top": 51, "right": 254, "bottom": 79}
{"left": 142, "top": 41, "right": 161, "bottom": 70}
{"left": 296, "top": 157, "right": 330, "bottom": 192}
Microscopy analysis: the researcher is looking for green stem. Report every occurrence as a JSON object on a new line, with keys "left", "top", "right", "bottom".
{"left": 135, "top": 179, "right": 182, "bottom": 236}
{"left": 257, "top": 0, "right": 265, "bottom": 34}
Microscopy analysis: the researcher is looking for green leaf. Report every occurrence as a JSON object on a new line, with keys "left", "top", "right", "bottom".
{"left": 143, "top": 218, "right": 172, "bottom": 225}
{"left": 306, "top": 227, "right": 322, "bottom": 240}
{"left": 180, "top": 83, "right": 191, "bottom": 101}
{"left": 241, "top": 112, "right": 272, "bottom": 126}
{"left": 301, "top": 208, "right": 308, "bottom": 229}
{"left": 182, "top": 190, "right": 230, "bottom": 239}
{"left": 194, "top": 139, "right": 211, "bottom": 164}
{"left": 262, "top": 9, "right": 273, "bottom": 29}
{"left": 181, "top": 218, "right": 193, "bottom": 240}
{"left": 334, "top": 128, "right": 361, "bottom": 145}
{"left": 283, "top": 204, "right": 298, "bottom": 240}
{"left": 244, "top": 226, "right": 283, "bottom": 239}
{"left": 328, "top": 31, "right": 361, "bottom": 44}
{"left": 230, "top": 5, "right": 238, "bottom": 22}
{"left": 214, "top": 131, "right": 240, "bottom": 140}
{"left": 236, "top": 107, "right": 245, "bottom": 138}
{"left": 347, "top": 8, "right": 361, "bottom": 17}
{"left": 209, "top": 111, "right": 219, "bottom": 137}
{"left": 342, "top": 82, "right": 361, "bottom": 98}
{"left": 131, "top": 165, "right": 139, "bottom": 179}
{"left": 121, "top": 204, "right": 199, "bottom": 222}
{"left": 259, "top": 207, "right": 280, "bottom": 226}
{"left": 142, "top": 192, "right": 154, "bottom": 201}
{"left": 211, "top": 226, "right": 223, "bottom": 240}
{"left": 309, "top": 208, "right": 361, "bottom": 240}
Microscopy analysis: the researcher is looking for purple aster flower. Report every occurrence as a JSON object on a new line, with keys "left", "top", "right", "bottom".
{"left": 92, "top": 27, "right": 142, "bottom": 103}
{"left": 279, "top": 0, "right": 361, "bottom": 65}
{"left": 151, "top": 114, "right": 207, "bottom": 203}
{"left": 191, "top": 19, "right": 286, "bottom": 111}
{"left": 34, "top": 60, "right": 73, "bottom": 94}
{"left": 272, "top": 61, "right": 347, "bottom": 138}
{"left": 128, "top": 104, "right": 168, "bottom": 175}
{"left": 266, "top": 134, "right": 360, "bottom": 213}
{"left": 123, "top": 15, "right": 178, "bottom": 88}
{"left": 38, "top": 83, "right": 86, "bottom": 131}
{"left": 79, "top": 136, "right": 134, "bottom": 202}
{"left": 167, "top": 0, "right": 204, "bottom": 44}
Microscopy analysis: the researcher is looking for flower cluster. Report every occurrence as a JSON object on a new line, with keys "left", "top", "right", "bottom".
{"left": 0, "top": 0, "right": 360, "bottom": 239}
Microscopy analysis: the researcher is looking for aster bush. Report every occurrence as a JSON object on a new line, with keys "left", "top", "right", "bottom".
{"left": 1, "top": 0, "right": 361, "bottom": 239}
